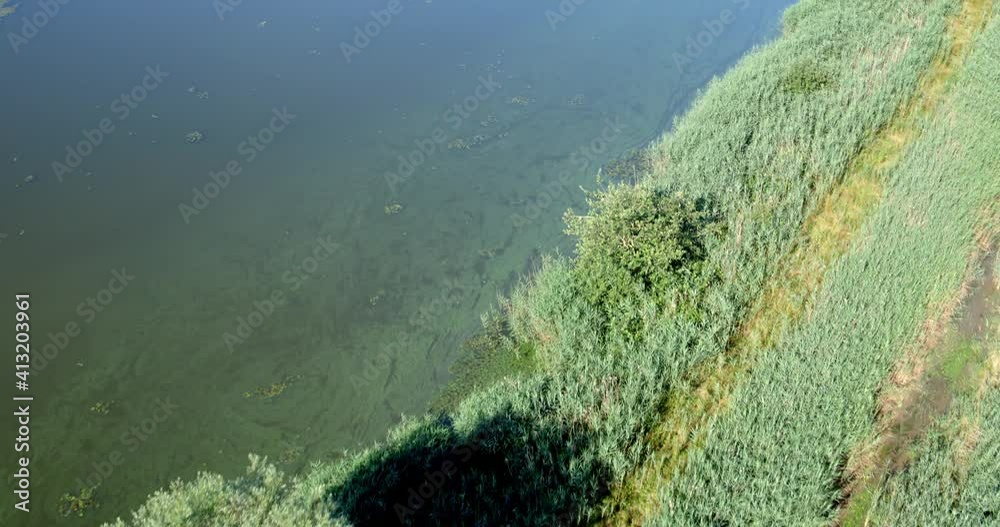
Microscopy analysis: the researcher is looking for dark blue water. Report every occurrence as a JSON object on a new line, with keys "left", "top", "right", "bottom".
{"left": 0, "top": 0, "right": 793, "bottom": 523}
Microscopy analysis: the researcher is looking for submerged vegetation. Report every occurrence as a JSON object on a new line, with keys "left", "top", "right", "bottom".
{"left": 60, "top": 485, "right": 99, "bottom": 519}
{"left": 0, "top": 0, "right": 14, "bottom": 18}
{"left": 108, "top": 0, "right": 998, "bottom": 525}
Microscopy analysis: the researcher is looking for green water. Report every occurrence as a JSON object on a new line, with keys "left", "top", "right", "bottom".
{"left": 0, "top": 0, "right": 792, "bottom": 523}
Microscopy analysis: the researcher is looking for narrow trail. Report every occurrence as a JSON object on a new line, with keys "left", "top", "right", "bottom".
{"left": 600, "top": 1, "right": 994, "bottom": 524}
{"left": 835, "top": 244, "right": 998, "bottom": 526}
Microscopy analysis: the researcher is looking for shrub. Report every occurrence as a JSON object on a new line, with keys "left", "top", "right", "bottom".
{"left": 564, "top": 183, "right": 721, "bottom": 320}
{"left": 781, "top": 60, "right": 836, "bottom": 94}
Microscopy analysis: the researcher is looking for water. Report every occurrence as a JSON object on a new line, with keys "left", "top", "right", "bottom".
{"left": 0, "top": 0, "right": 793, "bottom": 523}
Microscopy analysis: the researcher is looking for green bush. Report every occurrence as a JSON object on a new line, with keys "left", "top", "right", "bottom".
{"left": 781, "top": 60, "right": 837, "bottom": 94}
{"left": 564, "top": 184, "right": 721, "bottom": 321}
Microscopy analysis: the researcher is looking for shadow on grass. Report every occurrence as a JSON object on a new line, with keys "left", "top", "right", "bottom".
{"left": 329, "top": 410, "right": 610, "bottom": 527}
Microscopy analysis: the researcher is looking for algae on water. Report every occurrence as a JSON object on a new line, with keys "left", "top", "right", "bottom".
{"left": 0, "top": 0, "right": 16, "bottom": 18}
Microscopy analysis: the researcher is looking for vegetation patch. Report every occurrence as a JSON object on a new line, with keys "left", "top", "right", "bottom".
{"left": 781, "top": 60, "right": 837, "bottom": 94}
{"left": 565, "top": 183, "right": 722, "bottom": 325}
{"left": 428, "top": 310, "right": 539, "bottom": 414}
{"left": 840, "top": 245, "right": 998, "bottom": 525}
{"left": 0, "top": 0, "right": 15, "bottom": 18}
{"left": 60, "top": 485, "right": 99, "bottom": 519}
{"left": 600, "top": 148, "right": 656, "bottom": 184}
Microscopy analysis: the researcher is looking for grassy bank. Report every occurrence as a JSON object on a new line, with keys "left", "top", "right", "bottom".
{"left": 105, "top": 1, "right": 995, "bottom": 525}
{"left": 602, "top": 0, "right": 987, "bottom": 519}
{"left": 652, "top": 1, "right": 997, "bottom": 524}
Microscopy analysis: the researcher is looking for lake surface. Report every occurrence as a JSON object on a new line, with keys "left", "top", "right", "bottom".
{"left": 0, "top": 0, "right": 792, "bottom": 523}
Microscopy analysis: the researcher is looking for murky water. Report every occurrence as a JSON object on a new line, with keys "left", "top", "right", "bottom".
{"left": 0, "top": 0, "right": 792, "bottom": 523}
